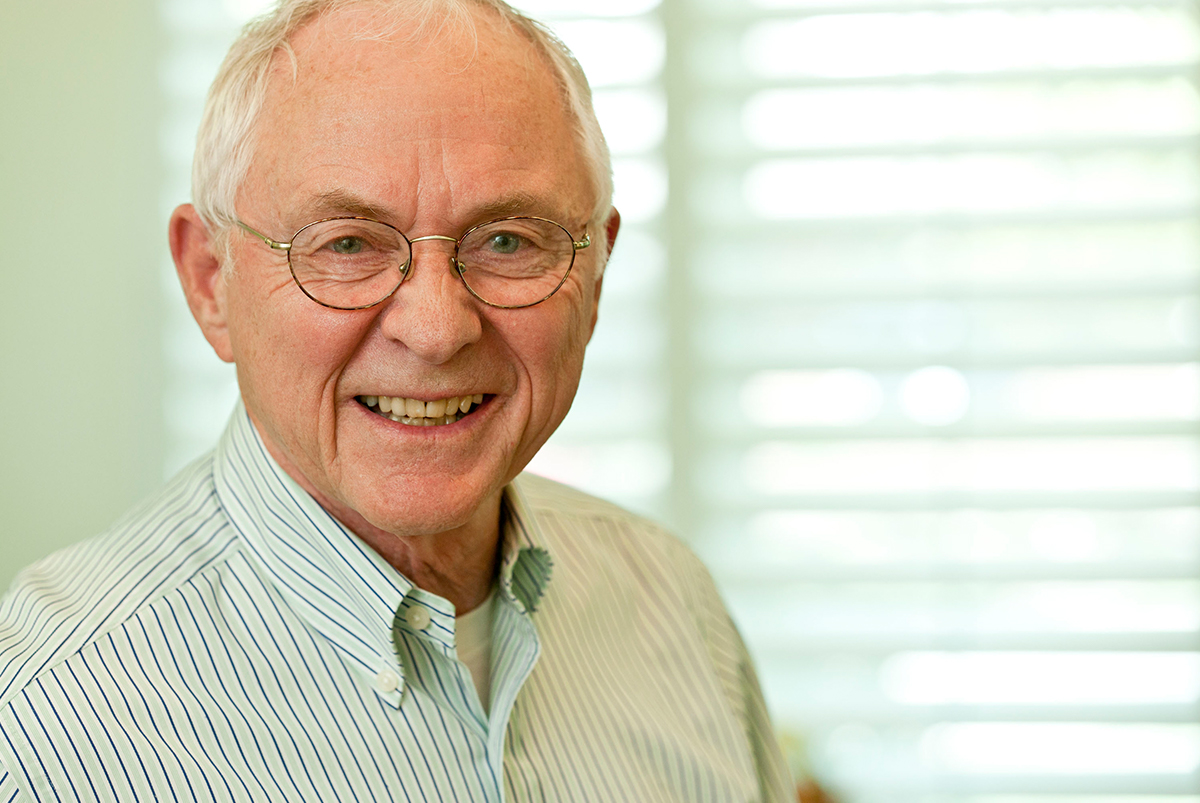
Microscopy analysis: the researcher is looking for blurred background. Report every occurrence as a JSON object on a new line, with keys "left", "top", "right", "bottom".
{"left": 4, "top": 0, "right": 1200, "bottom": 799}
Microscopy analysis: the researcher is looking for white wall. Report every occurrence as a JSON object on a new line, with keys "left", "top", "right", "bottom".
{"left": 0, "top": 0, "right": 165, "bottom": 588}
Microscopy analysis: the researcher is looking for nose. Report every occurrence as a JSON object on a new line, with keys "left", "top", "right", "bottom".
{"left": 377, "top": 237, "right": 483, "bottom": 364}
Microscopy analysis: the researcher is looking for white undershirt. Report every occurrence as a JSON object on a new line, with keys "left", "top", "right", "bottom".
{"left": 455, "top": 588, "right": 496, "bottom": 714}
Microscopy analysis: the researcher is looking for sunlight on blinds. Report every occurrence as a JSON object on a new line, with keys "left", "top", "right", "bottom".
{"left": 743, "top": 10, "right": 1199, "bottom": 76}
{"left": 685, "top": 0, "right": 1200, "bottom": 797}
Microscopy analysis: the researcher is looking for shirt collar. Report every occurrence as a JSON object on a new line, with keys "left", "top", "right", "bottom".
{"left": 210, "top": 404, "right": 553, "bottom": 688}
{"left": 212, "top": 404, "right": 415, "bottom": 681}
{"left": 499, "top": 480, "right": 553, "bottom": 615}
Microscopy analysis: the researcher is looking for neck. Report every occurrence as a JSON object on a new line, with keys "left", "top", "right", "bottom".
{"left": 247, "top": 416, "right": 505, "bottom": 615}
{"left": 349, "top": 497, "right": 503, "bottom": 615}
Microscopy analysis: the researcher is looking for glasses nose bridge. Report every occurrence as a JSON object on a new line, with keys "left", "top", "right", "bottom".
{"left": 409, "top": 233, "right": 458, "bottom": 245}
{"left": 406, "top": 232, "right": 461, "bottom": 271}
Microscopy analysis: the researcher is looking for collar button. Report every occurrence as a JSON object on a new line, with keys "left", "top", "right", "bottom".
{"left": 405, "top": 605, "right": 431, "bottom": 631}
{"left": 374, "top": 669, "right": 401, "bottom": 694}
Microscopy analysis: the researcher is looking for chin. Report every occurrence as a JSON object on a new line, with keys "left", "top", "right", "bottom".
{"left": 348, "top": 477, "right": 499, "bottom": 539}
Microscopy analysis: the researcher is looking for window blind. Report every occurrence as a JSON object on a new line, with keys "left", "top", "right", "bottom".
{"left": 671, "top": 0, "right": 1200, "bottom": 798}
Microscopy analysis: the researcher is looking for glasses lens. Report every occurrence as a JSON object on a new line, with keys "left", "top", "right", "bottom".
{"left": 289, "top": 218, "right": 409, "bottom": 309}
{"left": 457, "top": 218, "right": 576, "bottom": 307}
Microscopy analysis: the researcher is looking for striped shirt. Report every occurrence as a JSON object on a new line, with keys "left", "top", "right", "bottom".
{"left": 0, "top": 405, "right": 792, "bottom": 802}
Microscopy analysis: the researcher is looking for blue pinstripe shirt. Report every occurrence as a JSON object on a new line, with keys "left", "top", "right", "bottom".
{"left": 0, "top": 406, "right": 791, "bottom": 802}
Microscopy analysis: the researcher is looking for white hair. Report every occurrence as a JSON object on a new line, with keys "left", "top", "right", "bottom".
{"left": 191, "top": 0, "right": 613, "bottom": 263}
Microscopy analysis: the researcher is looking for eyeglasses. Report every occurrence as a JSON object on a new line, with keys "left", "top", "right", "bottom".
{"left": 235, "top": 215, "right": 591, "bottom": 310}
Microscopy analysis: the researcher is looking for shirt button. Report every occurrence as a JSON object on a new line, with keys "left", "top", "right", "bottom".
{"left": 406, "top": 605, "right": 431, "bottom": 631}
{"left": 375, "top": 669, "right": 400, "bottom": 694}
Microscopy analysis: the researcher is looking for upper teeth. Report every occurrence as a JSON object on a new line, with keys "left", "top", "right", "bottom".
{"left": 361, "top": 394, "right": 483, "bottom": 424}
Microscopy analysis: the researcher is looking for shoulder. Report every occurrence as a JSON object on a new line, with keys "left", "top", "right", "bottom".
{"left": 0, "top": 454, "right": 239, "bottom": 707}
{"left": 516, "top": 478, "right": 794, "bottom": 801}
{"left": 516, "top": 472, "right": 698, "bottom": 556}
{"left": 513, "top": 472, "right": 721, "bottom": 602}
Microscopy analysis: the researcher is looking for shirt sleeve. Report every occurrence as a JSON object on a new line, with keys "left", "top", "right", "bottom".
{"left": 736, "top": 627, "right": 797, "bottom": 803}
{"left": 673, "top": 542, "right": 796, "bottom": 802}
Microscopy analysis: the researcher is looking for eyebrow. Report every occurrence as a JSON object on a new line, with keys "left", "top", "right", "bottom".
{"left": 299, "top": 189, "right": 391, "bottom": 222}
{"left": 474, "top": 193, "right": 557, "bottom": 220}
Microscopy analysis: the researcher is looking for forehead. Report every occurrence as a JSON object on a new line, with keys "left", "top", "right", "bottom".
{"left": 245, "top": 5, "right": 592, "bottom": 225}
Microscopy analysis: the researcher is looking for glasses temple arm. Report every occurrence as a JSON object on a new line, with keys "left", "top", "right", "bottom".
{"left": 236, "top": 220, "right": 292, "bottom": 251}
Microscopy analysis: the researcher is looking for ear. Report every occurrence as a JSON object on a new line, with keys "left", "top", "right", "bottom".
{"left": 602, "top": 206, "right": 621, "bottom": 269}
{"left": 169, "top": 204, "right": 234, "bottom": 363}
{"left": 587, "top": 206, "right": 621, "bottom": 333}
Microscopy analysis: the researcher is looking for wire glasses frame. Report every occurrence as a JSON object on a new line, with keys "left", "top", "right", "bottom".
{"left": 235, "top": 215, "right": 591, "bottom": 310}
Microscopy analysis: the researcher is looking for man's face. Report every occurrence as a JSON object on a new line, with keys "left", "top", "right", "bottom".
{"left": 203, "top": 8, "right": 608, "bottom": 539}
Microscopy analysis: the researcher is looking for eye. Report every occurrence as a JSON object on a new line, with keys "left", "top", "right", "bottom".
{"left": 488, "top": 232, "right": 525, "bottom": 254}
{"left": 329, "top": 236, "right": 367, "bottom": 255}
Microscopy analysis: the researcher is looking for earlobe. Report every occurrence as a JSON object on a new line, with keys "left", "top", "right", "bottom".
{"left": 169, "top": 204, "right": 234, "bottom": 363}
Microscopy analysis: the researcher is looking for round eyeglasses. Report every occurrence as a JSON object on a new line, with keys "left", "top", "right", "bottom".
{"left": 235, "top": 215, "right": 591, "bottom": 310}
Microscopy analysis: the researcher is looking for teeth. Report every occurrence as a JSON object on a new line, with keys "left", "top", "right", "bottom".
{"left": 359, "top": 394, "right": 484, "bottom": 426}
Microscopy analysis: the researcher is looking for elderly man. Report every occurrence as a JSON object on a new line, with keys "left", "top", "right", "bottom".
{"left": 0, "top": 1, "right": 791, "bottom": 800}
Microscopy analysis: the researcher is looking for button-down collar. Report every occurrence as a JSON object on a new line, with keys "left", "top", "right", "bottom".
{"left": 499, "top": 482, "right": 553, "bottom": 615}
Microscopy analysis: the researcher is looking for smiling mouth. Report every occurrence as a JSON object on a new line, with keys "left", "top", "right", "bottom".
{"left": 357, "top": 394, "right": 485, "bottom": 427}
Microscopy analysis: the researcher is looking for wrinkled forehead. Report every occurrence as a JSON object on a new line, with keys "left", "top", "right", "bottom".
{"left": 260, "top": 5, "right": 571, "bottom": 146}
{"left": 243, "top": 3, "right": 593, "bottom": 222}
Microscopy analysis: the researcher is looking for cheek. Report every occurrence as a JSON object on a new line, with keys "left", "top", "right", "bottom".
{"left": 225, "top": 271, "right": 371, "bottom": 395}
{"left": 526, "top": 301, "right": 594, "bottom": 402}
{"left": 230, "top": 300, "right": 301, "bottom": 391}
